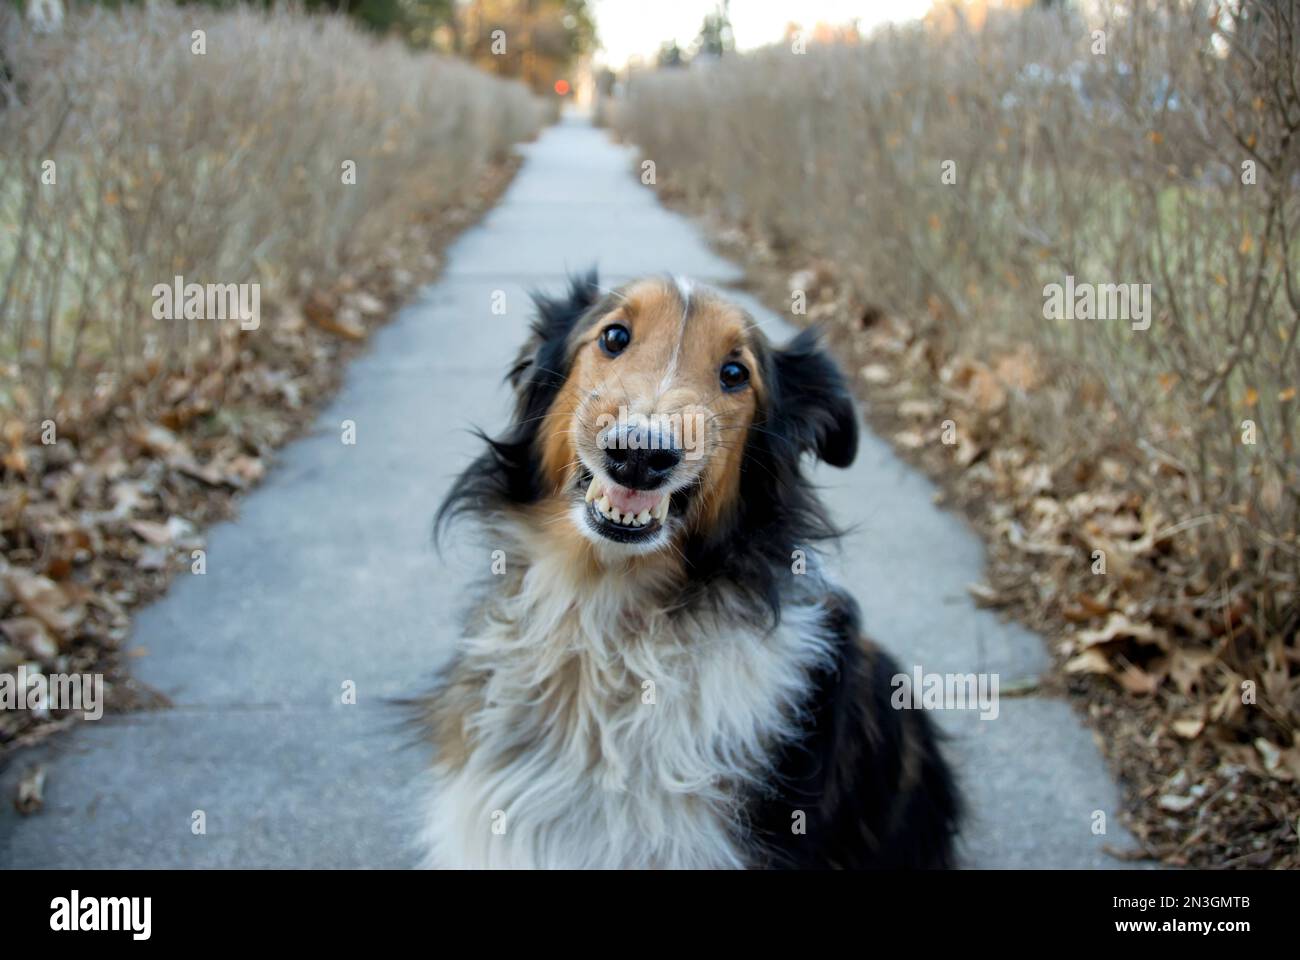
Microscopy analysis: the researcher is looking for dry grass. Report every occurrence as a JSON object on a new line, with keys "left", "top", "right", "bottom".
{"left": 0, "top": 2, "right": 541, "bottom": 421}
{"left": 0, "top": 3, "right": 540, "bottom": 758}
{"left": 617, "top": 1, "right": 1299, "bottom": 866}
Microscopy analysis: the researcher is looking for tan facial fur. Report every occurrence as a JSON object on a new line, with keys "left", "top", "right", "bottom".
{"left": 536, "top": 278, "right": 764, "bottom": 558}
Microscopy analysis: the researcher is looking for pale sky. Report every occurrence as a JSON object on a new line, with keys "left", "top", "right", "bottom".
{"left": 590, "top": 0, "right": 933, "bottom": 68}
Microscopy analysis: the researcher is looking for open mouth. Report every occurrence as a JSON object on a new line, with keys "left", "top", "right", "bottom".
{"left": 580, "top": 474, "right": 671, "bottom": 543}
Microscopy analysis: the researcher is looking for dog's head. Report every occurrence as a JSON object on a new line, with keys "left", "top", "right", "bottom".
{"left": 441, "top": 270, "right": 857, "bottom": 609}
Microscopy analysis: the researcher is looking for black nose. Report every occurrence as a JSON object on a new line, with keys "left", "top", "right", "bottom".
{"left": 601, "top": 423, "right": 682, "bottom": 490}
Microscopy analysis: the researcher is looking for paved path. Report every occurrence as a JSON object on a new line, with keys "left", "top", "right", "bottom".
{"left": 0, "top": 116, "right": 1140, "bottom": 868}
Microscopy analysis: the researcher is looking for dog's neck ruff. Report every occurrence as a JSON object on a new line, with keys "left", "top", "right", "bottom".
{"left": 423, "top": 513, "right": 836, "bottom": 869}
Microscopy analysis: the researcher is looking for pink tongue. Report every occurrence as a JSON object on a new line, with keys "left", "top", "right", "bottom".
{"left": 605, "top": 483, "right": 661, "bottom": 516}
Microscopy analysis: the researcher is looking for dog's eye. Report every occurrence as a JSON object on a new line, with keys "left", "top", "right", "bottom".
{"left": 720, "top": 360, "right": 750, "bottom": 392}
{"left": 599, "top": 324, "right": 631, "bottom": 357}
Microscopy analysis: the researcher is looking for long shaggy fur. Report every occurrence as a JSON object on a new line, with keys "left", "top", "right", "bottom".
{"left": 420, "top": 269, "right": 960, "bottom": 869}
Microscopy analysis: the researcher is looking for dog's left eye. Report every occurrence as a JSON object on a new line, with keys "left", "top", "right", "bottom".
{"left": 720, "top": 360, "right": 750, "bottom": 391}
{"left": 599, "top": 324, "right": 631, "bottom": 357}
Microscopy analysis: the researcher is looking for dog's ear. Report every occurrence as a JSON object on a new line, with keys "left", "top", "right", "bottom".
{"left": 510, "top": 267, "right": 602, "bottom": 415}
{"left": 436, "top": 269, "right": 603, "bottom": 538}
{"left": 767, "top": 327, "right": 858, "bottom": 468}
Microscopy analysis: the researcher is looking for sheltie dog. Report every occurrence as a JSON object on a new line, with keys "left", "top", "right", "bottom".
{"left": 420, "top": 271, "right": 959, "bottom": 869}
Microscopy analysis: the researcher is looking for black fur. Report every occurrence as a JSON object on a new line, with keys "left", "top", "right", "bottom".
{"left": 747, "top": 590, "right": 961, "bottom": 869}
{"left": 435, "top": 269, "right": 604, "bottom": 538}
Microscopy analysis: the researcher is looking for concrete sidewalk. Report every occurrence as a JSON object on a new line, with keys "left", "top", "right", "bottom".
{"left": 0, "top": 116, "right": 1140, "bottom": 868}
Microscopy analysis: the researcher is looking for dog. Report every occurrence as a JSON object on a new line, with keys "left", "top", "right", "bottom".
{"left": 419, "top": 271, "right": 960, "bottom": 869}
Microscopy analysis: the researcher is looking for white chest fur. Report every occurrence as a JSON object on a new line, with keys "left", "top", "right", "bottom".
{"left": 421, "top": 554, "right": 833, "bottom": 869}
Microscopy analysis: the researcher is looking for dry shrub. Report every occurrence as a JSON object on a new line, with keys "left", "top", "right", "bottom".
{"left": 0, "top": 3, "right": 539, "bottom": 754}
{"left": 618, "top": 1, "right": 1299, "bottom": 865}
{"left": 0, "top": 2, "right": 541, "bottom": 420}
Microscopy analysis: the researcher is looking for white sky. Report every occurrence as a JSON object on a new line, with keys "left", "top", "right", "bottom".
{"left": 590, "top": 0, "right": 933, "bottom": 68}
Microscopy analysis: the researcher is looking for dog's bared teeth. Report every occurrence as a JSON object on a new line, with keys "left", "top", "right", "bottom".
{"left": 592, "top": 486, "right": 666, "bottom": 528}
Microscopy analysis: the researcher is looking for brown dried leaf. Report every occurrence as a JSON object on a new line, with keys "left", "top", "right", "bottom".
{"left": 132, "top": 423, "right": 182, "bottom": 457}
{"left": 860, "top": 364, "right": 892, "bottom": 386}
{"left": 130, "top": 520, "right": 173, "bottom": 546}
{"left": 1255, "top": 738, "right": 1296, "bottom": 782}
{"left": 172, "top": 456, "right": 228, "bottom": 487}
{"left": 967, "top": 582, "right": 1010, "bottom": 609}
{"left": 1158, "top": 793, "right": 1197, "bottom": 813}
{"left": 1, "top": 617, "right": 59, "bottom": 662}
{"left": 1065, "top": 648, "right": 1113, "bottom": 675}
{"left": 109, "top": 481, "right": 151, "bottom": 519}
{"left": 3, "top": 570, "right": 86, "bottom": 636}
{"left": 1171, "top": 716, "right": 1205, "bottom": 739}
{"left": 946, "top": 358, "right": 1006, "bottom": 414}
{"left": 1116, "top": 661, "right": 1162, "bottom": 696}
{"left": 1075, "top": 612, "right": 1169, "bottom": 650}
{"left": 898, "top": 399, "right": 942, "bottom": 419}
{"left": 1169, "top": 647, "right": 1217, "bottom": 697}
{"left": 350, "top": 291, "right": 387, "bottom": 316}
{"left": 993, "top": 346, "right": 1043, "bottom": 392}
{"left": 15, "top": 764, "right": 46, "bottom": 815}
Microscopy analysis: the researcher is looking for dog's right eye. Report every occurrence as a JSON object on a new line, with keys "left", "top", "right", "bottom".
{"left": 598, "top": 324, "right": 631, "bottom": 357}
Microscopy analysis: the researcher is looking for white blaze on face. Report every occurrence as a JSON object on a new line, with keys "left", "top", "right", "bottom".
{"left": 658, "top": 276, "right": 695, "bottom": 395}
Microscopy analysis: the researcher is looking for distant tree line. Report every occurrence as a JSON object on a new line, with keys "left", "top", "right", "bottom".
{"left": 17, "top": 0, "right": 596, "bottom": 93}
{"left": 657, "top": 0, "right": 732, "bottom": 68}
